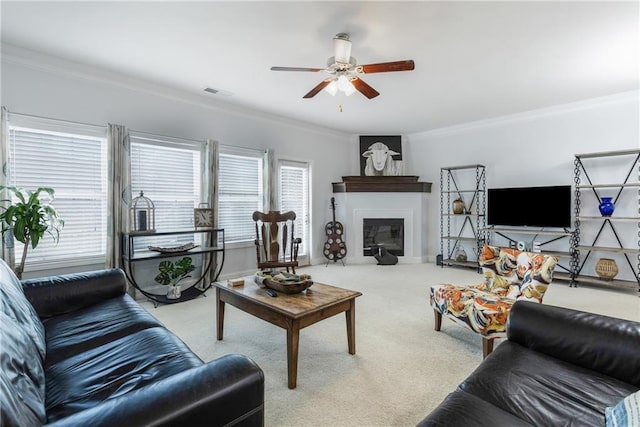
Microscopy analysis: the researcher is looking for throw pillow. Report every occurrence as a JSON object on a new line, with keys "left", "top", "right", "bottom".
{"left": 605, "top": 390, "right": 640, "bottom": 427}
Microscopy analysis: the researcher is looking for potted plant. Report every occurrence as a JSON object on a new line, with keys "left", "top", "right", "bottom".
{"left": 154, "top": 256, "right": 195, "bottom": 299}
{"left": 0, "top": 186, "right": 64, "bottom": 279}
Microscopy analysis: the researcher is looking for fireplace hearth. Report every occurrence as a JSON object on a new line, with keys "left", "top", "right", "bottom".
{"left": 363, "top": 218, "right": 404, "bottom": 256}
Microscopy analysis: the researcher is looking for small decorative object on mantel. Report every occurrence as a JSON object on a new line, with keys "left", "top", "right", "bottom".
{"left": 595, "top": 258, "right": 619, "bottom": 280}
{"left": 194, "top": 203, "right": 215, "bottom": 228}
{"left": 598, "top": 197, "right": 615, "bottom": 217}
{"left": 154, "top": 257, "right": 195, "bottom": 300}
{"left": 131, "top": 191, "right": 155, "bottom": 233}
{"left": 452, "top": 198, "right": 465, "bottom": 215}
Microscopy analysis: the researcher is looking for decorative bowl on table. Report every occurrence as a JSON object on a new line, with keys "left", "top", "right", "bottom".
{"left": 255, "top": 271, "right": 313, "bottom": 294}
{"left": 148, "top": 242, "right": 198, "bottom": 253}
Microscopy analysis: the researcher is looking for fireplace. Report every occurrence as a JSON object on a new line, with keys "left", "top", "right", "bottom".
{"left": 326, "top": 174, "right": 431, "bottom": 264}
{"left": 363, "top": 218, "right": 404, "bottom": 256}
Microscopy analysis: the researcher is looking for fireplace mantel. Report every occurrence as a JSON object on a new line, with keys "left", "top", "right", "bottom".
{"left": 332, "top": 176, "right": 432, "bottom": 193}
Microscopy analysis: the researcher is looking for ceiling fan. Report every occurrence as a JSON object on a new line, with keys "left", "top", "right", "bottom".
{"left": 270, "top": 33, "right": 415, "bottom": 99}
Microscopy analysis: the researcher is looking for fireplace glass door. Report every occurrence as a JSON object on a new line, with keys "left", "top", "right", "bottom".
{"left": 363, "top": 218, "right": 404, "bottom": 256}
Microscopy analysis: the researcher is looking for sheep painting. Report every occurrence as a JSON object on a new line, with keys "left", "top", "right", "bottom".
{"left": 362, "top": 142, "right": 405, "bottom": 176}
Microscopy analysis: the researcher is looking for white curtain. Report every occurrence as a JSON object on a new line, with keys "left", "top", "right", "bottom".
{"left": 203, "top": 138, "right": 219, "bottom": 285}
{"left": 106, "top": 124, "right": 131, "bottom": 269}
{"left": 0, "top": 107, "right": 15, "bottom": 268}
{"left": 264, "top": 148, "right": 278, "bottom": 212}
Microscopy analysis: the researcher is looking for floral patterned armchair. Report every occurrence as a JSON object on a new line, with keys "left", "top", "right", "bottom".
{"left": 430, "top": 245, "right": 558, "bottom": 358}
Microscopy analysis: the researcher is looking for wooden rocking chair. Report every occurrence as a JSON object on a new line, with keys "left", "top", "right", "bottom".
{"left": 253, "top": 210, "right": 302, "bottom": 273}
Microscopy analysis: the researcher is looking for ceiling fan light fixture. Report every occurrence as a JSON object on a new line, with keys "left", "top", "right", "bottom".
{"left": 324, "top": 80, "right": 338, "bottom": 96}
{"left": 333, "top": 33, "right": 352, "bottom": 64}
{"left": 337, "top": 74, "right": 355, "bottom": 94}
{"left": 343, "top": 80, "right": 357, "bottom": 96}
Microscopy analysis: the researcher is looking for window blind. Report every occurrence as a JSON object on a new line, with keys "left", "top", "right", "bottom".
{"left": 218, "top": 150, "right": 264, "bottom": 243}
{"left": 129, "top": 134, "right": 203, "bottom": 248}
{"left": 7, "top": 122, "right": 108, "bottom": 269}
{"left": 279, "top": 160, "right": 309, "bottom": 256}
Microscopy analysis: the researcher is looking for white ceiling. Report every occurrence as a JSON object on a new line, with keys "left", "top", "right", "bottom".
{"left": 2, "top": 1, "right": 638, "bottom": 135}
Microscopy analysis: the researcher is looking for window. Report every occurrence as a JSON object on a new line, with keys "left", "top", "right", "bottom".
{"left": 129, "top": 133, "right": 204, "bottom": 247}
{"left": 218, "top": 147, "right": 264, "bottom": 243}
{"left": 279, "top": 159, "right": 310, "bottom": 260}
{"left": 6, "top": 114, "right": 107, "bottom": 270}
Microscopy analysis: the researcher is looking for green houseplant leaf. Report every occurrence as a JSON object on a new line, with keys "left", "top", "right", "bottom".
{"left": 154, "top": 257, "right": 195, "bottom": 287}
{"left": 0, "top": 186, "right": 64, "bottom": 279}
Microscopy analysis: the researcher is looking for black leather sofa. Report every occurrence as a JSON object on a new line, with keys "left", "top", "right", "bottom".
{"left": 0, "top": 260, "right": 264, "bottom": 427}
{"left": 418, "top": 300, "right": 640, "bottom": 426}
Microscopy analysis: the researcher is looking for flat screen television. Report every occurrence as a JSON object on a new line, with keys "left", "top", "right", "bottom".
{"left": 487, "top": 185, "right": 572, "bottom": 228}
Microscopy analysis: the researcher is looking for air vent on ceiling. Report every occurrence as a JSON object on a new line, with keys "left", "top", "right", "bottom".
{"left": 204, "top": 87, "right": 233, "bottom": 97}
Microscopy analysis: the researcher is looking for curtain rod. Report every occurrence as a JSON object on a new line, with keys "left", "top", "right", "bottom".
{"left": 7, "top": 109, "right": 268, "bottom": 153}
{"left": 6, "top": 109, "right": 106, "bottom": 131}
{"left": 129, "top": 129, "right": 206, "bottom": 146}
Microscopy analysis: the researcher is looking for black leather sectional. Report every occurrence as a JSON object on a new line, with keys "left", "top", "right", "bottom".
{"left": 418, "top": 301, "right": 640, "bottom": 426}
{"left": 0, "top": 261, "right": 264, "bottom": 427}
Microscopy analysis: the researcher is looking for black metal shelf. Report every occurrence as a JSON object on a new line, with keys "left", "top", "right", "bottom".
{"left": 440, "top": 164, "right": 486, "bottom": 271}
{"left": 121, "top": 229, "right": 225, "bottom": 305}
{"left": 572, "top": 149, "right": 639, "bottom": 291}
{"left": 123, "top": 246, "right": 223, "bottom": 261}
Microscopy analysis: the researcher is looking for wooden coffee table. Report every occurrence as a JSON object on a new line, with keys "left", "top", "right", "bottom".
{"left": 213, "top": 279, "right": 362, "bottom": 389}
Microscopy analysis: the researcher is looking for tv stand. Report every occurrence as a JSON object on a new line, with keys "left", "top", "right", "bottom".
{"left": 482, "top": 226, "right": 574, "bottom": 280}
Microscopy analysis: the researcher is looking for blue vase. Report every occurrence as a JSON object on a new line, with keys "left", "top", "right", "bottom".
{"left": 598, "top": 197, "right": 615, "bottom": 217}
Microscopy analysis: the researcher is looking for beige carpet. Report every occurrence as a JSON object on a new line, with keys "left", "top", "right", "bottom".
{"left": 140, "top": 263, "right": 639, "bottom": 427}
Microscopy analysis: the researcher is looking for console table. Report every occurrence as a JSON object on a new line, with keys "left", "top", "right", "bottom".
{"left": 121, "top": 229, "right": 225, "bottom": 305}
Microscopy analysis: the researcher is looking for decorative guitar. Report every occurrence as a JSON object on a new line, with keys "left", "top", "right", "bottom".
{"left": 323, "top": 197, "right": 347, "bottom": 263}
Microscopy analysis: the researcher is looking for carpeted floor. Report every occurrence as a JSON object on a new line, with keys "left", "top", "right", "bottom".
{"left": 140, "top": 262, "right": 639, "bottom": 427}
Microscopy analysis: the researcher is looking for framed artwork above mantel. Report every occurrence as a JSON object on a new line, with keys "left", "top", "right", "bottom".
{"left": 359, "top": 135, "right": 403, "bottom": 176}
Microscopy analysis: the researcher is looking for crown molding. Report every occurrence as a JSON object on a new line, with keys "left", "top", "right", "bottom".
{"left": 409, "top": 90, "right": 639, "bottom": 139}
{"left": 1, "top": 43, "right": 351, "bottom": 139}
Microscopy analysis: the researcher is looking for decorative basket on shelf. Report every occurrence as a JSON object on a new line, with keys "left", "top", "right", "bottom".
{"left": 595, "top": 258, "right": 618, "bottom": 280}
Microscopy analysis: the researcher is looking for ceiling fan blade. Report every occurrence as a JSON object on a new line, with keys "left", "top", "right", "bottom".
{"left": 271, "top": 66, "right": 324, "bottom": 72}
{"left": 359, "top": 60, "right": 415, "bottom": 74}
{"left": 303, "top": 80, "right": 331, "bottom": 98}
{"left": 351, "top": 77, "right": 380, "bottom": 99}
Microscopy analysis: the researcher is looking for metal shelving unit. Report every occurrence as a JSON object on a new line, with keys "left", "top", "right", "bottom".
{"left": 440, "top": 164, "right": 486, "bottom": 270}
{"left": 572, "top": 149, "right": 640, "bottom": 290}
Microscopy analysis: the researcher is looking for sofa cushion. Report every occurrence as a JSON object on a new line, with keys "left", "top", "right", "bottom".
{"left": 417, "top": 389, "right": 532, "bottom": 426}
{"left": 0, "top": 312, "right": 46, "bottom": 426}
{"left": 0, "top": 259, "right": 46, "bottom": 361}
{"left": 459, "top": 341, "right": 638, "bottom": 426}
{"left": 43, "top": 294, "right": 163, "bottom": 366}
{"left": 45, "top": 327, "right": 203, "bottom": 423}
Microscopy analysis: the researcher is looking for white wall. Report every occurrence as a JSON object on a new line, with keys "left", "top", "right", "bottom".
{"left": 3, "top": 46, "right": 638, "bottom": 282}
{"left": 1, "top": 46, "right": 351, "bottom": 279}
{"left": 405, "top": 91, "right": 639, "bottom": 280}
